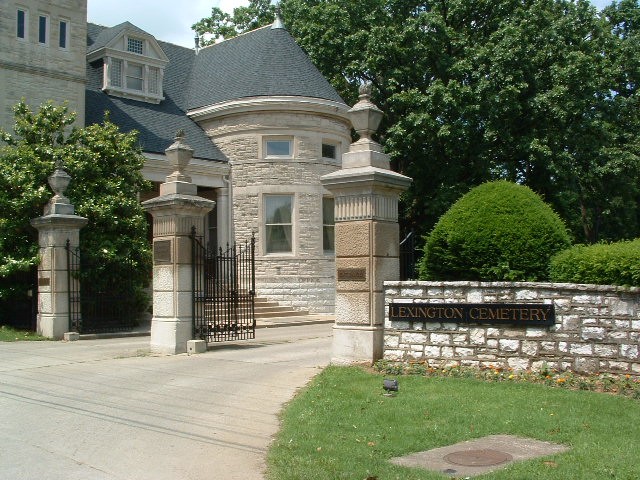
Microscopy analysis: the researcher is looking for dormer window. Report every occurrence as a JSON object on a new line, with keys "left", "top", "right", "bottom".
{"left": 87, "top": 24, "right": 169, "bottom": 104}
{"left": 126, "top": 63, "right": 143, "bottom": 90}
{"left": 127, "top": 37, "right": 143, "bottom": 54}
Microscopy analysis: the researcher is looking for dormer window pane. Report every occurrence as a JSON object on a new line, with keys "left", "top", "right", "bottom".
{"left": 148, "top": 67, "right": 159, "bottom": 94}
{"left": 110, "top": 59, "right": 123, "bottom": 87}
{"left": 126, "top": 63, "right": 143, "bottom": 90}
{"left": 127, "top": 38, "right": 143, "bottom": 54}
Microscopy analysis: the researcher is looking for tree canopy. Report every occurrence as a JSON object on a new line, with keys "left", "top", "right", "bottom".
{"left": 0, "top": 101, "right": 151, "bottom": 299}
{"left": 194, "top": 0, "right": 640, "bottom": 244}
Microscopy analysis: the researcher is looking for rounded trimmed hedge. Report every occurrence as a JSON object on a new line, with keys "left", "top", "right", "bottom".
{"left": 419, "top": 180, "right": 570, "bottom": 281}
{"left": 550, "top": 239, "right": 640, "bottom": 287}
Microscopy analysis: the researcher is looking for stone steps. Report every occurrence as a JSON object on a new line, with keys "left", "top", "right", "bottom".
{"left": 254, "top": 296, "right": 309, "bottom": 318}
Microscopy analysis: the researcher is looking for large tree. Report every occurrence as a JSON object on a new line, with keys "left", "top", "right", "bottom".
{"left": 0, "top": 101, "right": 151, "bottom": 301}
{"left": 194, "top": 0, "right": 640, "bottom": 244}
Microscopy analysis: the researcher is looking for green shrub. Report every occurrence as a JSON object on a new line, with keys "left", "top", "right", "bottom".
{"left": 419, "top": 180, "right": 570, "bottom": 281}
{"left": 549, "top": 239, "right": 640, "bottom": 287}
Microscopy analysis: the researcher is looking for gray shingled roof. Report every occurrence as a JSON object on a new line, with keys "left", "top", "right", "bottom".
{"left": 187, "top": 25, "right": 345, "bottom": 109}
{"left": 87, "top": 22, "right": 152, "bottom": 53}
{"left": 86, "top": 23, "right": 223, "bottom": 161}
{"left": 84, "top": 22, "right": 347, "bottom": 162}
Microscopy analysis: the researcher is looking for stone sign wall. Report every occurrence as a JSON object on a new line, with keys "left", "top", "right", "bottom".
{"left": 384, "top": 281, "right": 640, "bottom": 375}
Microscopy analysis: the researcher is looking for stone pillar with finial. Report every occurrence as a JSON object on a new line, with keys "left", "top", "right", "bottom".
{"left": 321, "top": 83, "right": 412, "bottom": 364}
{"left": 31, "top": 162, "right": 88, "bottom": 339}
{"left": 142, "top": 131, "right": 215, "bottom": 354}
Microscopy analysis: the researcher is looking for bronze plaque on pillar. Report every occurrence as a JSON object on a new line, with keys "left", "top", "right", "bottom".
{"left": 338, "top": 268, "right": 366, "bottom": 282}
{"left": 154, "top": 240, "right": 172, "bottom": 264}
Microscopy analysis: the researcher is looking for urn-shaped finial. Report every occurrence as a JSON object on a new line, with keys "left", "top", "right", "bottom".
{"left": 166, "top": 129, "right": 194, "bottom": 178}
{"left": 348, "top": 82, "right": 383, "bottom": 142}
{"left": 44, "top": 164, "right": 75, "bottom": 215}
{"left": 48, "top": 166, "right": 71, "bottom": 200}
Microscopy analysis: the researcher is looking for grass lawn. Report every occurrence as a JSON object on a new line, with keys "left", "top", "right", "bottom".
{"left": 0, "top": 325, "right": 48, "bottom": 342}
{"left": 267, "top": 366, "right": 640, "bottom": 480}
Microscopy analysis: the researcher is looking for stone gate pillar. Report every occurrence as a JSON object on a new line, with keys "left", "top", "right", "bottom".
{"left": 321, "top": 85, "right": 411, "bottom": 364}
{"left": 142, "top": 132, "right": 215, "bottom": 354}
{"left": 31, "top": 166, "right": 87, "bottom": 339}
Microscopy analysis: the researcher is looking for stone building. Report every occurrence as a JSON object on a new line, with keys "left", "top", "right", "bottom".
{"left": 1, "top": 0, "right": 352, "bottom": 313}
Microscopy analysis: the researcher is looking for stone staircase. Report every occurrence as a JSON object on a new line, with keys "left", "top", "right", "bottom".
{"left": 254, "top": 296, "right": 308, "bottom": 318}
{"left": 253, "top": 296, "right": 334, "bottom": 328}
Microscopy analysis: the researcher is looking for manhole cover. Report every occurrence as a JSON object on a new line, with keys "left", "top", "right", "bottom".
{"left": 443, "top": 449, "right": 513, "bottom": 467}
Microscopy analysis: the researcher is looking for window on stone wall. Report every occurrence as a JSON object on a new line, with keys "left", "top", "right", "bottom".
{"left": 323, "top": 197, "right": 335, "bottom": 253}
{"left": 265, "top": 138, "right": 293, "bottom": 158}
{"left": 17, "top": 9, "right": 27, "bottom": 39}
{"left": 322, "top": 143, "right": 337, "bottom": 160}
{"left": 265, "top": 195, "right": 293, "bottom": 253}
{"left": 38, "top": 14, "right": 48, "bottom": 45}
{"left": 59, "top": 19, "right": 69, "bottom": 49}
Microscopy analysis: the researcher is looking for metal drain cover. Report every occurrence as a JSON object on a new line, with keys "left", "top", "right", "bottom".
{"left": 444, "top": 449, "right": 513, "bottom": 467}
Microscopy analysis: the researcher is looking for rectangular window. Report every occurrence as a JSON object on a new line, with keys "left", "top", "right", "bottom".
{"left": 38, "top": 15, "right": 48, "bottom": 45}
{"left": 148, "top": 67, "right": 159, "bottom": 94}
{"left": 322, "top": 197, "right": 335, "bottom": 253}
{"left": 265, "top": 139, "right": 292, "bottom": 157}
{"left": 126, "top": 63, "right": 143, "bottom": 91}
{"left": 17, "top": 9, "right": 27, "bottom": 39}
{"left": 59, "top": 20, "right": 68, "bottom": 49}
{"left": 127, "top": 37, "right": 143, "bottom": 55}
{"left": 265, "top": 195, "right": 293, "bottom": 253}
{"left": 110, "top": 58, "right": 123, "bottom": 87}
{"left": 322, "top": 143, "right": 337, "bottom": 160}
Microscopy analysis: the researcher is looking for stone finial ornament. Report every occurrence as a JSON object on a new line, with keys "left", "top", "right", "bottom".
{"left": 166, "top": 129, "right": 193, "bottom": 181}
{"left": 348, "top": 82, "right": 383, "bottom": 142}
{"left": 45, "top": 165, "right": 75, "bottom": 215}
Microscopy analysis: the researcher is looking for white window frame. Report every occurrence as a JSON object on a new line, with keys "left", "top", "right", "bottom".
{"left": 263, "top": 136, "right": 294, "bottom": 159}
{"left": 127, "top": 36, "right": 144, "bottom": 55}
{"left": 264, "top": 194, "right": 294, "bottom": 255}
{"left": 38, "top": 14, "right": 49, "bottom": 46}
{"left": 58, "top": 18, "right": 70, "bottom": 50}
{"left": 125, "top": 62, "right": 144, "bottom": 91}
{"left": 16, "top": 8, "right": 28, "bottom": 41}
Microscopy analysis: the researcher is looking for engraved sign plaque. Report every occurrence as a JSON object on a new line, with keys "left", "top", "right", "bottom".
{"left": 338, "top": 268, "right": 366, "bottom": 282}
{"left": 38, "top": 277, "right": 50, "bottom": 287}
{"left": 154, "top": 240, "right": 172, "bottom": 264}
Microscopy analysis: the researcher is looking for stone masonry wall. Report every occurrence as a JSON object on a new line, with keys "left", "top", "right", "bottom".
{"left": 201, "top": 109, "right": 351, "bottom": 313}
{"left": 1, "top": 0, "right": 87, "bottom": 130}
{"left": 384, "top": 281, "right": 640, "bottom": 376}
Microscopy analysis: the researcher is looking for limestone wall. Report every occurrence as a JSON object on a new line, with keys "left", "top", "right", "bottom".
{"left": 384, "top": 281, "right": 640, "bottom": 375}
{"left": 0, "top": 0, "right": 87, "bottom": 130}
{"left": 200, "top": 108, "right": 351, "bottom": 313}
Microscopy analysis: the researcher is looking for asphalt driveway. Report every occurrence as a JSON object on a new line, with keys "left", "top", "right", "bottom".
{"left": 0, "top": 323, "right": 332, "bottom": 480}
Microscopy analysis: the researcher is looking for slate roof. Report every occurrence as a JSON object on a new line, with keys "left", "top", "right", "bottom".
{"left": 85, "top": 23, "right": 222, "bottom": 161}
{"left": 84, "top": 22, "right": 347, "bottom": 162}
{"left": 187, "top": 25, "right": 345, "bottom": 109}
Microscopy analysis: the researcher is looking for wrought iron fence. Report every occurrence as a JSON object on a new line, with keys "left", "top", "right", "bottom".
{"left": 66, "top": 241, "right": 148, "bottom": 334}
{"left": 400, "top": 231, "right": 420, "bottom": 280}
{"left": 191, "top": 227, "right": 256, "bottom": 342}
{"left": 0, "top": 268, "right": 37, "bottom": 330}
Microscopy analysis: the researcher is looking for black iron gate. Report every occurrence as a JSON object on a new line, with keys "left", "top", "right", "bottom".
{"left": 191, "top": 227, "right": 256, "bottom": 342}
{"left": 66, "top": 241, "right": 147, "bottom": 333}
{"left": 0, "top": 268, "right": 37, "bottom": 330}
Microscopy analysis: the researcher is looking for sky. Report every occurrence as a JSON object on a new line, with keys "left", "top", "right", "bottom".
{"left": 88, "top": 0, "right": 614, "bottom": 49}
